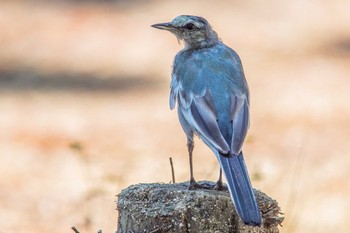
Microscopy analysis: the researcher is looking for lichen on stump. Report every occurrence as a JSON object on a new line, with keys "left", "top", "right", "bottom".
{"left": 117, "top": 181, "right": 283, "bottom": 233}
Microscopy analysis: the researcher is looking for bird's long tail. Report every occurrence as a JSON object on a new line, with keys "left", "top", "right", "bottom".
{"left": 217, "top": 152, "right": 261, "bottom": 226}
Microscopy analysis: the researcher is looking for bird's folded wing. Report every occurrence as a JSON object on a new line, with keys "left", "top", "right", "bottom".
{"left": 169, "top": 76, "right": 179, "bottom": 110}
{"left": 229, "top": 95, "right": 250, "bottom": 155}
{"left": 178, "top": 89, "right": 231, "bottom": 154}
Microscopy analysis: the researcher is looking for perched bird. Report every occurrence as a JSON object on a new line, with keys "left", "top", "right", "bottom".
{"left": 152, "top": 15, "right": 261, "bottom": 226}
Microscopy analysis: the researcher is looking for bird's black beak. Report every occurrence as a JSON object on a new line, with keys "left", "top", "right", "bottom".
{"left": 151, "top": 22, "right": 174, "bottom": 31}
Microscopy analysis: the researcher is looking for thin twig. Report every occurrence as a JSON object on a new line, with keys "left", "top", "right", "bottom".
{"left": 71, "top": 226, "right": 102, "bottom": 233}
{"left": 71, "top": 226, "right": 80, "bottom": 233}
{"left": 169, "top": 157, "right": 175, "bottom": 183}
{"left": 285, "top": 133, "right": 307, "bottom": 233}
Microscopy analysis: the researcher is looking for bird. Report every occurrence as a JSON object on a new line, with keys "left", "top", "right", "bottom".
{"left": 151, "top": 15, "right": 262, "bottom": 226}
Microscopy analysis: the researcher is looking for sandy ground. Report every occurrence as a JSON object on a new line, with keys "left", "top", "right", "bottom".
{"left": 0, "top": 0, "right": 350, "bottom": 232}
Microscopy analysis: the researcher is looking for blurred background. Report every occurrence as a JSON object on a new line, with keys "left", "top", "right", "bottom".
{"left": 0, "top": 0, "right": 349, "bottom": 232}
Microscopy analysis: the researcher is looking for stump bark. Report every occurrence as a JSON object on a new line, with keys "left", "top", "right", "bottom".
{"left": 117, "top": 181, "right": 283, "bottom": 233}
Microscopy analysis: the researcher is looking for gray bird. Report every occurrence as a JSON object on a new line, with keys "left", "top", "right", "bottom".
{"left": 152, "top": 15, "right": 261, "bottom": 226}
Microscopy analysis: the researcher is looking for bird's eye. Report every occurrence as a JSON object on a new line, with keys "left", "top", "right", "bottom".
{"left": 185, "top": 23, "right": 195, "bottom": 31}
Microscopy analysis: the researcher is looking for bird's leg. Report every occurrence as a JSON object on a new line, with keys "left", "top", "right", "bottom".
{"left": 214, "top": 168, "right": 223, "bottom": 189}
{"left": 214, "top": 168, "right": 227, "bottom": 191}
{"left": 187, "top": 138, "right": 203, "bottom": 190}
{"left": 187, "top": 138, "right": 199, "bottom": 190}
{"left": 187, "top": 139, "right": 212, "bottom": 190}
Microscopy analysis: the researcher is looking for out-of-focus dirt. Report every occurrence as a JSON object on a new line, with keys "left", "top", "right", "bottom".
{"left": 0, "top": 1, "right": 349, "bottom": 232}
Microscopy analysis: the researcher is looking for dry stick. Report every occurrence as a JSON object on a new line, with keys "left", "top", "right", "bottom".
{"left": 71, "top": 226, "right": 102, "bottom": 233}
{"left": 71, "top": 226, "right": 80, "bottom": 233}
{"left": 169, "top": 157, "right": 175, "bottom": 183}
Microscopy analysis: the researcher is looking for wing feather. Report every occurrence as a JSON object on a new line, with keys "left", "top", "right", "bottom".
{"left": 169, "top": 74, "right": 180, "bottom": 110}
{"left": 230, "top": 95, "right": 250, "bottom": 155}
{"left": 179, "top": 90, "right": 230, "bottom": 154}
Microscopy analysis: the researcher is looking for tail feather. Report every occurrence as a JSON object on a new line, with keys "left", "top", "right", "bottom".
{"left": 217, "top": 152, "right": 261, "bottom": 226}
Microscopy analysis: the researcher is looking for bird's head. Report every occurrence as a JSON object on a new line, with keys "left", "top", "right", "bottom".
{"left": 152, "top": 15, "right": 219, "bottom": 49}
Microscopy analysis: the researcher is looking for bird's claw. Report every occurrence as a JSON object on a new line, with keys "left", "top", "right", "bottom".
{"left": 213, "top": 181, "right": 228, "bottom": 191}
{"left": 188, "top": 180, "right": 212, "bottom": 190}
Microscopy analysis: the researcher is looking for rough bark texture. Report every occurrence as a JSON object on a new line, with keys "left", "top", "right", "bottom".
{"left": 117, "top": 181, "right": 283, "bottom": 233}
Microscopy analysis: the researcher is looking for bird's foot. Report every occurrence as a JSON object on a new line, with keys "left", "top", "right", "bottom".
{"left": 188, "top": 179, "right": 212, "bottom": 190}
{"left": 213, "top": 180, "right": 228, "bottom": 191}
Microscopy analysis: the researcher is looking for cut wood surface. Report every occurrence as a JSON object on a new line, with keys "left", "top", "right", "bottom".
{"left": 117, "top": 181, "right": 283, "bottom": 233}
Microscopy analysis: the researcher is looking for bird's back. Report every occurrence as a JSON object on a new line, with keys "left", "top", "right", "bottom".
{"left": 172, "top": 42, "right": 249, "bottom": 147}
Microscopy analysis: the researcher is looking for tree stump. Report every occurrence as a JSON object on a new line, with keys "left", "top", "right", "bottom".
{"left": 117, "top": 181, "right": 283, "bottom": 233}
